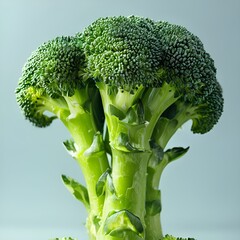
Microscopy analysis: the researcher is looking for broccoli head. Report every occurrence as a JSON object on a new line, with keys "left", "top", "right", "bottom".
{"left": 16, "top": 36, "right": 85, "bottom": 127}
{"left": 81, "top": 16, "right": 223, "bottom": 136}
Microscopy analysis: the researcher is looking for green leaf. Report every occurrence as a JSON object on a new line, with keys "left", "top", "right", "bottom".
{"left": 149, "top": 140, "right": 164, "bottom": 166}
{"left": 161, "top": 103, "right": 178, "bottom": 119}
{"left": 84, "top": 132, "right": 105, "bottom": 156}
{"left": 96, "top": 168, "right": 111, "bottom": 197}
{"left": 63, "top": 139, "right": 76, "bottom": 157}
{"left": 123, "top": 100, "right": 145, "bottom": 125}
{"left": 153, "top": 117, "right": 178, "bottom": 140}
{"left": 107, "top": 173, "right": 115, "bottom": 195}
{"left": 145, "top": 199, "right": 162, "bottom": 216}
{"left": 62, "top": 175, "right": 89, "bottom": 209}
{"left": 109, "top": 104, "right": 125, "bottom": 120}
{"left": 63, "top": 139, "right": 76, "bottom": 152}
{"left": 50, "top": 238, "right": 77, "bottom": 240}
{"left": 165, "top": 147, "right": 190, "bottom": 163}
{"left": 96, "top": 168, "right": 115, "bottom": 197}
{"left": 103, "top": 120, "right": 111, "bottom": 155}
{"left": 125, "top": 210, "right": 144, "bottom": 234}
{"left": 103, "top": 209, "right": 144, "bottom": 238}
{"left": 93, "top": 215, "right": 101, "bottom": 232}
{"left": 116, "top": 132, "right": 143, "bottom": 152}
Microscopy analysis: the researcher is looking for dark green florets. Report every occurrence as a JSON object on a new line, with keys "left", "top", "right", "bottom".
{"left": 16, "top": 16, "right": 224, "bottom": 133}
{"left": 153, "top": 21, "right": 223, "bottom": 133}
{"left": 191, "top": 81, "right": 224, "bottom": 133}
{"left": 16, "top": 36, "right": 85, "bottom": 127}
{"left": 16, "top": 86, "right": 58, "bottom": 127}
{"left": 80, "top": 16, "right": 223, "bottom": 133}
{"left": 155, "top": 21, "right": 218, "bottom": 103}
{"left": 18, "top": 36, "right": 85, "bottom": 98}
{"left": 81, "top": 16, "right": 162, "bottom": 90}
{"left": 81, "top": 16, "right": 219, "bottom": 102}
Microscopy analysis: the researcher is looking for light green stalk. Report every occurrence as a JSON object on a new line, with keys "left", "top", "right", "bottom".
{"left": 144, "top": 101, "right": 197, "bottom": 240}
{"left": 51, "top": 89, "right": 110, "bottom": 239}
{"left": 95, "top": 84, "right": 152, "bottom": 239}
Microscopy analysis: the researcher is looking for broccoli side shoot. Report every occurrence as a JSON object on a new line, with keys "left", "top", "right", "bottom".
{"left": 16, "top": 35, "right": 110, "bottom": 239}
{"left": 16, "top": 36, "right": 86, "bottom": 124}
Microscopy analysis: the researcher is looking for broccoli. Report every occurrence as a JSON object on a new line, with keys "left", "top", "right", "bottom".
{"left": 162, "top": 235, "right": 195, "bottom": 240}
{"left": 16, "top": 16, "right": 223, "bottom": 240}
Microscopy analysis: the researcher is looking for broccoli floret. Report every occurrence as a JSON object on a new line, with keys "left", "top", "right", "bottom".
{"left": 16, "top": 16, "right": 223, "bottom": 240}
{"left": 50, "top": 238, "right": 77, "bottom": 240}
{"left": 16, "top": 36, "right": 85, "bottom": 126}
{"left": 81, "top": 16, "right": 162, "bottom": 90}
{"left": 162, "top": 235, "right": 196, "bottom": 240}
{"left": 156, "top": 21, "right": 217, "bottom": 99}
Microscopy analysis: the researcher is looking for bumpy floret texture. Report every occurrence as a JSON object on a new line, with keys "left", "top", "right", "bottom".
{"left": 17, "top": 36, "right": 84, "bottom": 98}
{"left": 16, "top": 36, "right": 85, "bottom": 127}
{"left": 16, "top": 86, "right": 57, "bottom": 127}
{"left": 16, "top": 16, "right": 223, "bottom": 133}
{"left": 154, "top": 21, "right": 223, "bottom": 133}
{"left": 191, "top": 81, "right": 223, "bottom": 133}
{"left": 155, "top": 21, "right": 217, "bottom": 103}
{"left": 81, "top": 16, "right": 223, "bottom": 134}
{"left": 81, "top": 16, "right": 163, "bottom": 90}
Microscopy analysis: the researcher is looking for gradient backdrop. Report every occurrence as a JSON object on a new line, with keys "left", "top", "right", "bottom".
{"left": 0, "top": 0, "right": 239, "bottom": 239}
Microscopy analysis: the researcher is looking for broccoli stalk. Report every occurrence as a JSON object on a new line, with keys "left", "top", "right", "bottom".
{"left": 60, "top": 89, "right": 110, "bottom": 239}
{"left": 94, "top": 81, "right": 181, "bottom": 240}
{"left": 16, "top": 16, "right": 223, "bottom": 240}
{"left": 94, "top": 84, "right": 151, "bottom": 240}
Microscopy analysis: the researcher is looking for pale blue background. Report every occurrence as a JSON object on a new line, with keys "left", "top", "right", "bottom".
{"left": 0, "top": 0, "right": 239, "bottom": 239}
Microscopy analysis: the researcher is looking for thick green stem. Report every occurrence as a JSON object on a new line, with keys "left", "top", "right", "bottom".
{"left": 96, "top": 83, "right": 186, "bottom": 240}
{"left": 97, "top": 149, "right": 150, "bottom": 240}
{"left": 142, "top": 83, "right": 180, "bottom": 142}
{"left": 77, "top": 148, "right": 109, "bottom": 240}
{"left": 96, "top": 83, "right": 154, "bottom": 239}
{"left": 41, "top": 89, "right": 110, "bottom": 239}
{"left": 51, "top": 90, "right": 109, "bottom": 239}
{"left": 144, "top": 150, "right": 169, "bottom": 240}
{"left": 63, "top": 112, "right": 109, "bottom": 238}
{"left": 145, "top": 213, "right": 163, "bottom": 240}
{"left": 145, "top": 102, "right": 196, "bottom": 239}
